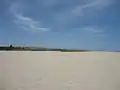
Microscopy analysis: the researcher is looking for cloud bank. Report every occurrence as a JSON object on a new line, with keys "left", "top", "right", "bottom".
{"left": 10, "top": 2, "right": 50, "bottom": 32}
{"left": 82, "top": 27, "right": 104, "bottom": 33}
{"left": 9, "top": 0, "right": 114, "bottom": 34}
{"left": 72, "top": 0, "right": 113, "bottom": 16}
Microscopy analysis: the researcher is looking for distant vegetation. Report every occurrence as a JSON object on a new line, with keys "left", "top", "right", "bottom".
{"left": 0, "top": 45, "right": 90, "bottom": 52}
{"left": 0, "top": 45, "right": 32, "bottom": 51}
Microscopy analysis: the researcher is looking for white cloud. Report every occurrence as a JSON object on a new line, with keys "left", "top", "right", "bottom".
{"left": 72, "top": 0, "right": 113, "bottom": 16}
{"left": 82, "top": 27, "right": 104, "bottom": 34}
{"left": 9, "top": 0, "right": 113, "bottom": 32}
{"left": 14, "top": 13, "right": 50, "bottom": 32}
{"left": 10, "top": 3, "right": 50, "bottom": 32}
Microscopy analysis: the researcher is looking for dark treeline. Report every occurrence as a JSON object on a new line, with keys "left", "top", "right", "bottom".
{"left": 0, "top": 45, "right": 90, "bottom": 52}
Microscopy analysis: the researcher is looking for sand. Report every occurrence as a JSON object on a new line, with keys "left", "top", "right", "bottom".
{"left": 0, "top": 51, "right": 120, "bottom": 90}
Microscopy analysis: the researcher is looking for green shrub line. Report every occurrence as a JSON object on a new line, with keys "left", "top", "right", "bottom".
{"left": 0, "top": 45, "right": 90, "bottom": 52}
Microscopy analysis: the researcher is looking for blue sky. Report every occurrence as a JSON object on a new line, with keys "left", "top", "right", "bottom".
{"left": 0, "top": 0, "right": 120, "bottom": 50}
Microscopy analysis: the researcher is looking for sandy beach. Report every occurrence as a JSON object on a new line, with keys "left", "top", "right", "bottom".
{"left": 0, "top": 51, "right": 120, "bottom": 90}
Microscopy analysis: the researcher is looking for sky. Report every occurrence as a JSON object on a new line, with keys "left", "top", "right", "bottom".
{"left": 0, "top": 0, "right": 120, "bottom": 50}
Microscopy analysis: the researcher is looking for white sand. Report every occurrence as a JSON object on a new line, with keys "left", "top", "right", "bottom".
{"left": 0, "top": 51, "right": 120, "bottom": 90}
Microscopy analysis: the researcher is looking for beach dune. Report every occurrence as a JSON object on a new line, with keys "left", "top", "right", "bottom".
{"left": 0, "top": 51, "right": 120, "bottom": 90}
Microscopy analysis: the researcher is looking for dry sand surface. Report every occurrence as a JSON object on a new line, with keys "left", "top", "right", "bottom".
{"left": 0, "top": 51, "right": 120, "bottom": 90}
